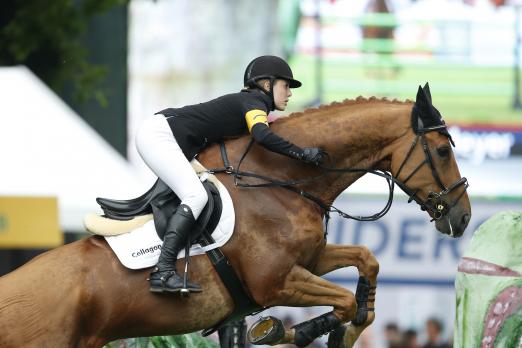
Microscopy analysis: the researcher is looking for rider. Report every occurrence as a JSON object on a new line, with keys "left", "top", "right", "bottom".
{"left": 136, "top": 55, "right": 326, "bottom": 294}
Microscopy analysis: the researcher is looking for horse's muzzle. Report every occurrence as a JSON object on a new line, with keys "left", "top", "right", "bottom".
{"left": 436, "top": 208, "right": 471, "bottom": 238}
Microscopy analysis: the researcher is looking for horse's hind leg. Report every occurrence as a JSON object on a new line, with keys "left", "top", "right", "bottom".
{"left": 313, "top": 244, "right": 379, "bottom": 348}
{"left": 248, "top": 264, "right": 357, "bottom": 347}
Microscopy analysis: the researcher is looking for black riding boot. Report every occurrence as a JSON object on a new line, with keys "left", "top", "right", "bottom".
{"left": 149, "top": 204, "right": 202, "bottom": 293}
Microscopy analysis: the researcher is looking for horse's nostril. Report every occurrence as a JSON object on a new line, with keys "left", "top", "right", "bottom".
{"left": 461, "top": 213, "right": 470, "bottom": 227}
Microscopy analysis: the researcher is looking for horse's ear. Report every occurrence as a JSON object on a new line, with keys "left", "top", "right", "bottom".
{"left": 413, "top": 83, "right": 452, "bottom": 141}
{"left": 414, "top": 84, "right": 433, "bottom": 133}
{"left": 415, "top": 85, "right": 429, "bottom": 110}
{"left": 423, "top": 82, "right": 432, "bottom": 103}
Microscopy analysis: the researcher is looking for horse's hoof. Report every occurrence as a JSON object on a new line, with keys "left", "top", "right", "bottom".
{"left": 247, "top": 316, "right": 285, "bottom": 345}
{"left": 327, "top": 324, "right": 347, "bottom": 348}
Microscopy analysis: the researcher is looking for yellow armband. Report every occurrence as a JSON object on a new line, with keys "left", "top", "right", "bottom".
{"left": 245, "top": 109, "right": 269, "bottom": 132}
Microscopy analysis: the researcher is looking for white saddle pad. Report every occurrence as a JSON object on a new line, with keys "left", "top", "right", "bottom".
{"left": 104, "top": 178, "right": 235, "bottom": 270}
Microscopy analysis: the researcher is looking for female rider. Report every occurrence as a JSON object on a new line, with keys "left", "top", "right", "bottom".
{"left": 136, "top": 55, "right": 325, "bottom": 294}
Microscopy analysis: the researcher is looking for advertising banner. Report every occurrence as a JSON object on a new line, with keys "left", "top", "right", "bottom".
{"left": 324, "top": 194, "right": 522, "bottom": 285}
{"left": 0, "top": 196, "right": 62, "bottom": 248}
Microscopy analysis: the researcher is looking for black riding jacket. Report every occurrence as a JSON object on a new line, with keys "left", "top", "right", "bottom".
{"left": 156, "top": 89, "right": 304, "bottom": 160}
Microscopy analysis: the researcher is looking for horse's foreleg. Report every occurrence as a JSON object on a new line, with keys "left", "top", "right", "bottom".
{"left": 313, "top": 244, "right": 379, "bottom": 280}
{"left": 312, "top": 244, "right": 379, "bottom": 348}
{"left": 313, "top": 244, "right": 378, "bottom": 319}
{"left": 248, "top": 265, "right": 356, "bottom": 347}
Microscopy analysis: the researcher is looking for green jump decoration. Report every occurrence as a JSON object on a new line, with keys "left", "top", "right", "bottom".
{"left": 455, "top": 211, "right": 522, "bottom": 347}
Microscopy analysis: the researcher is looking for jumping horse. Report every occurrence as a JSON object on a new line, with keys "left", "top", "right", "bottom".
{"left": 0, "top": 84, "right": 471, "bottom": 347}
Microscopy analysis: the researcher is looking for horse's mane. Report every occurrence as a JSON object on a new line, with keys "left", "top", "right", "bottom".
{"left": 274, "top": 96, "right": 413, "bottom": 125}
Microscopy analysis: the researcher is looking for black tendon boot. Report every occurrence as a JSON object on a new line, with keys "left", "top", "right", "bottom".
{"left": 149, "top": 204, "right": 202, "bottom": 293}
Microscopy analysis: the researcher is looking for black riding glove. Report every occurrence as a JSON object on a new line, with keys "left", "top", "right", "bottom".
{"left": 302, "top": 147, "right": 327, "bottom": 165}
{"left": 251, "top": 123, "right": 305, "bottom": 159}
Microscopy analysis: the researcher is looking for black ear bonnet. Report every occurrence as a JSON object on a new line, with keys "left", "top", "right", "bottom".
{"left": 411, "top": 83, "right": 454, "bottom": 146}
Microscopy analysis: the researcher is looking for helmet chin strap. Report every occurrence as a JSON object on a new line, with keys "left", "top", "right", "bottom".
{"left": 265, "top": 77, "right": 276, "bottom": 111}
{"left": 252, "top": 77, "right": 276, "bottom": 111}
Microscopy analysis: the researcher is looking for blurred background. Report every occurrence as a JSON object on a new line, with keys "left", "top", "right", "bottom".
{"left": 1, "top": 0, "right": 522, "bottom": 347}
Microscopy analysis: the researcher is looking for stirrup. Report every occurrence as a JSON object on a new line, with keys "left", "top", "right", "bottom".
{"left": 180, "top": 239, "right": 202, "bottom": 296}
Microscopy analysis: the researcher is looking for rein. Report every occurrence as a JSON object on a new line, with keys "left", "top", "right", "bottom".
{"left": 207, "top": 124, "right": 468, "bottom": 230}
{"left": 208, "top": 141, "right": 396, "bottom": 234}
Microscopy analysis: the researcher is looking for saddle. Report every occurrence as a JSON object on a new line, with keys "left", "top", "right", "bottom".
{"left": 97, "top": 178, "right": 222, "bottom": 241}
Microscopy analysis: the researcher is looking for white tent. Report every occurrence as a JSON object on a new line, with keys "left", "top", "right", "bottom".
{"left": 0, "top": 66, "right": 148, "bottom": 232}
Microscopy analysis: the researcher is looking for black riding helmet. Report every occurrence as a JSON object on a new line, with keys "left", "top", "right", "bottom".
{"left": 243, "top": 55, "right": 301, "bottom": 110}
{"left": 244, "top": 55, "right": 302, "bottom": 89}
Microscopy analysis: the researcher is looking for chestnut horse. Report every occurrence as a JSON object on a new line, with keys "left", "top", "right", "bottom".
{"left": 0, "top": 85, "right": 471, "bottom": 348}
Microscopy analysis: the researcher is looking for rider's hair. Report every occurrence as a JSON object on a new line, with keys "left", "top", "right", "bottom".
{"left": 245, "top": 78, "right": 270, "bottom": 92}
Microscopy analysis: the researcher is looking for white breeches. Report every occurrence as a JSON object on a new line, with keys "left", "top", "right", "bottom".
{"left": 135, "top": 115, "right": 208, "bottom": 219}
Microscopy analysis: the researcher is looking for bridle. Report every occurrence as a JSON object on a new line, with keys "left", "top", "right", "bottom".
{"left": 208, "top": 111, "right": 469, "bottom": 227}
{"left": 393, "top": 124, "right": 468, "bottom": 221}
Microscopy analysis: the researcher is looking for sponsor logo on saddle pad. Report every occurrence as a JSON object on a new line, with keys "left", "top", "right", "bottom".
{"left": 132, "top": 244, "right": 162, "bottom": 257}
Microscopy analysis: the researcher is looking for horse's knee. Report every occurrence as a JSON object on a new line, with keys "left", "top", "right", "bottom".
{"left": 359, "top": 246, "right": 379, "bottom": 278}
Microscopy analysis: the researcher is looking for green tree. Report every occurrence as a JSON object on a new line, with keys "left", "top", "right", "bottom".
{"left": 0, "top": 0, "right": 127, "bottom": 104}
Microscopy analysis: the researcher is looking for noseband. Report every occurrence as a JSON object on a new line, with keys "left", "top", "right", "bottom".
{"left": 394, "top": 124, "right": 468, "bottom": 221}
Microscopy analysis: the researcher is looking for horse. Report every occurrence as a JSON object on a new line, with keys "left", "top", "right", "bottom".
{"left": 362, "top": 0, "right": 395, "bottom": 51}
{"left": 361, "top": 0, "right": 400, "bottom": 79}
{"left": 0, "top": 84, "right": 471, "bottom": 348}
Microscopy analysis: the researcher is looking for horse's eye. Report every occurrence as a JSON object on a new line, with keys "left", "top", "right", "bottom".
{"left": 437, "top": 146, "right": 450, "bottom": 158}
